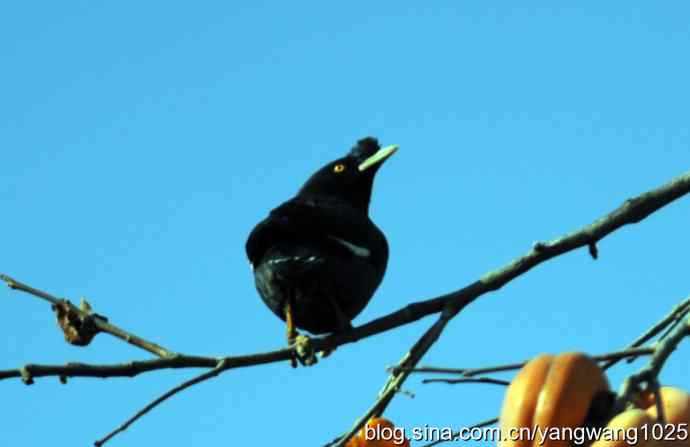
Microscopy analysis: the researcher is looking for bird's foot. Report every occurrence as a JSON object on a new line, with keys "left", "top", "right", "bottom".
{"left": 284, "top": 300, "right": 300, "bottom": 368}
{"left": 319, "top": 347, "right": 334, "bottom": 359}
{"left": 318, "top": 321, "right": 352, "bottom": 359}
{"left": 290, "top": 334, "right": 318, "bottom": 366}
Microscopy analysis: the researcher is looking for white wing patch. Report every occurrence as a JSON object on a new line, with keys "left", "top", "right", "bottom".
{"left": 268, "top": 255, "right": 321, "bottom": 265}
{"left": 328, "top": 235, "right": 371, "bottom": 258}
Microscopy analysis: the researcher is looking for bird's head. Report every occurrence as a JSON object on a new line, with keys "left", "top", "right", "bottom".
{"left": 297, "top": 137, "right": 398, "bottom": 213}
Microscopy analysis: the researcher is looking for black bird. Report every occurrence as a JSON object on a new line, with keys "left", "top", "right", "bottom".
{"left": 246, "top": 137, "right": 397, "bottom": 365}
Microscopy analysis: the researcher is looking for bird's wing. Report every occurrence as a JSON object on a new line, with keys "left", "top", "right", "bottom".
{"left": 245, "top": 197, "right": 376, "bottom": 267}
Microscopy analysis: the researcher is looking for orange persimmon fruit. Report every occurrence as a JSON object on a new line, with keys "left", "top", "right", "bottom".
{"left": 499, "top": 352, "right": 610, "bottom": 447}
{"left": 591, "top": 386, "right": 690, "bottom": 447}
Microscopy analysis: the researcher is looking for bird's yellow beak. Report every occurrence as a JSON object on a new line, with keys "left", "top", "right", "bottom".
{"left": 358, "top": 144, "right": 399, "bottom": 172}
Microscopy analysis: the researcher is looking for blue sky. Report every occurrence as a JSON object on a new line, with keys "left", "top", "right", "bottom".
{"left": 2, "top": 2, "right": 689, "bottom": 446}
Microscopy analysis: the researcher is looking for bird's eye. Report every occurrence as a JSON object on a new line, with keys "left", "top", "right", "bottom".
{"left": 333, "top": 163, "right": 346, "bottom": 173}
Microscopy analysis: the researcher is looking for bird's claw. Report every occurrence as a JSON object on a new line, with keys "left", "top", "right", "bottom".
{"left": 291, "top": 334, "right": 318, "bottom": 366}
{"left": 318, "top": 347, "right": 334, "bottom": 358}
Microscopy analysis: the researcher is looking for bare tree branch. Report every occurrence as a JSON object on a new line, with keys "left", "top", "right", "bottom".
{"left": 94, "top": 359, "right": 228, "bottom": 446}
{"left": 614, "top": 313, "right": 690, "bottom": 413}
{"left": 0, "top": 351, "right": 286, "bottom": 383}
{"left": 395, "top": 347, "right": 655, "bottom": 378}
{"left": 326, "top": 310, "right": 456, "bottom": 447}
{"left": 422, "top": 377, "right": 510, "bottom": 386}
{"left": 601, "top": 296, "right": 690, "bottom": 370}
{"left": 1, "top": 275, "right": 174, "bottom": 358}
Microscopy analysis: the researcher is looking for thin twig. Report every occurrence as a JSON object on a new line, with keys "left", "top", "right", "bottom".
{"left": 422, "top": 377, "right": 510, "bottom": 386}
{"left": 94, "top": 359, "right": 228, "bottom": 446}
{"left": 651, "top": 378, "right": 667, "bottom": 424}
{"left": 395, "top": 362, "right": 524, "bottom": 377}
{"left": 1, "top": 275, "right": 174, "bottom": 358}
{"left": 614, "top": 314, "right": 690, "bottom": 413}
{"left": 393, "top": 347, "right": 654, "bottom": 377}
{"left": 330, "top": 308, "right": 457, "bottom": 447}
{"left": 657, "top": 305, "right": 690, "bottom": 343}
{"left": 0, "top": 350, "right": 286, "bottom": 382}
{"left": 601, "top": 296, "right": 690, "bottom": 370}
